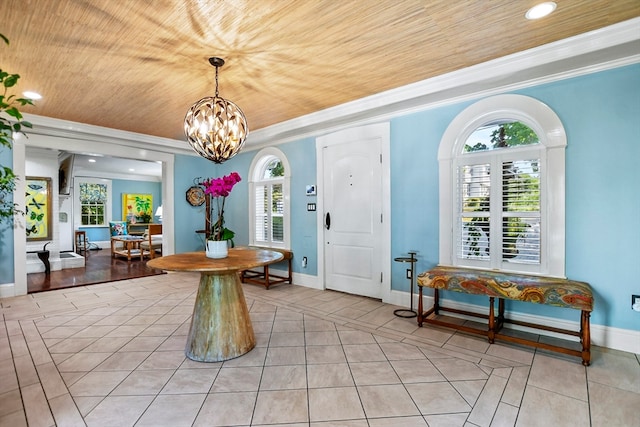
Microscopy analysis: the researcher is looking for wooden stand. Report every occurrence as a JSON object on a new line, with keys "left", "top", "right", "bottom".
{"left": 187, "top": 271, "right": 255, "bottom": 361}
{"left": 147, "top": 249, "right": 284, "bottom": 362}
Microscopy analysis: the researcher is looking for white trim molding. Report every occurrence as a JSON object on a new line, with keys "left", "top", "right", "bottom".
{"left": 438, "top": 94, "right": 566, "bottom": 277}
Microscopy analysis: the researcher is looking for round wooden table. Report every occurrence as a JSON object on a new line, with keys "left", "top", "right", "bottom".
{"left": 147, "top": 247, "right": 283, "bottom": 362}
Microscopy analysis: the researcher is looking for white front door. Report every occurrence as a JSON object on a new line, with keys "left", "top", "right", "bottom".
{"left": 320, "top": 125, "right": 385, "bottom": 299}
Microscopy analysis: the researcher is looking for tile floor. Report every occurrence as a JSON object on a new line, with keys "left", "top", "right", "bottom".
{"left": 1, "top": 272, "right": 638, "bottom": 426}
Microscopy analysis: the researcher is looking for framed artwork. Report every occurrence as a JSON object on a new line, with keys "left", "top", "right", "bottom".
{"left": 122, "top": 193, "right": 153, "bottom": 223}
{"left": 25, "top": 177, "right": 52, "bottom": 241}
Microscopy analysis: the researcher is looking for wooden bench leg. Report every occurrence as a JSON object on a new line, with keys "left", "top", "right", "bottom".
{"left": 581, "top": 310, "right": 591, "bottom": 366}
{"left": 418, "top": 286, "right": 424, "bottom": 326}
{"left": 497, "top": 298, "right": 505, "bottom": 331}
{"left": 488, "top": 297, "right": 495, "bottom": 344}
{"left": 264, "top": 265, "right": 271, "bottom": 289}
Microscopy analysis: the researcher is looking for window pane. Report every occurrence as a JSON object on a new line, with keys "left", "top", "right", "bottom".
{"left": 502, "top": 159, "right": 540, "bottom": 212}
{"left": 254, "top": 186, "right": 267, "bottom": 241}
{"left": 502, "top": 217, "right": 540, "bottom": 264}
{"left": 460, "top": 164, "right": 491, "bottom": 212}
{"left": 272, "top": 215, "right": 284, "bottom": 242}
{"left": 458, "top": 163, "right": 491, "bottom": 260}
{"left": 263, "top": 159, "right": 284, "bottom": 179}
{"left": 464, "top": 122, "right": 539, "bottom": 153}
{"left": 459, "top": 219, "right": 490, "bottom": 259}
{"left": 502, "top": 158, "right": 540, "bottom": 264}
{"left": 272, "top": 184, "right": 283, "bottom": 214}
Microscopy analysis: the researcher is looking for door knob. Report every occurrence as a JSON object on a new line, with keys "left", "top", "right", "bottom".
{"left": 325, "top": 212, "right": 331, "bottom": 230}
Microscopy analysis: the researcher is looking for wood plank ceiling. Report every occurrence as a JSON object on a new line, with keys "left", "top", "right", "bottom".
{"left": 2, "top": 0, "right": 639, "bottom": 141}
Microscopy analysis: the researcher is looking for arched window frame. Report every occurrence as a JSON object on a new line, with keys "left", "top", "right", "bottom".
{"left": 248, "top": 147, "right": 291, "bottom": 249}
{"left": 438, "top": 94, "right": 567, "bottom": 277}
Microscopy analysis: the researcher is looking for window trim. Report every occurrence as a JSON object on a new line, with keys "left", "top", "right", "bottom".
{"left": 248, "top": 147, "right": 291, "bottom": 249}
{"left": 438, "top": 94, "right": 566, "bottom": 277}
{"left": 74, "top": 177, "right": 112, "bottom": 228}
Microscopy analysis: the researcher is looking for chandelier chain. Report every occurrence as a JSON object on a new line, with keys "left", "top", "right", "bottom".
{"left": 214, "top": 65, "right": 219, "bottom": 98}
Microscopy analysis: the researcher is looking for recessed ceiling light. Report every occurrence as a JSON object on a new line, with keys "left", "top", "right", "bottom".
{"left": 129, "top": 168, "right": 135, "bottom": 172}
{"left": 22, "top": 91, "right": 42, "bottom": 100}
{"left": 525, "top": 2, "right": 556, "bottom": 20}
{"left": 88, "top": 159, "right": 96, "bottom": 163}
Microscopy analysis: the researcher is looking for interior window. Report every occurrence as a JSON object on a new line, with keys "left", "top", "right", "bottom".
{"left": 75, "top": 177, "right": 112, "bottom": 228}
{"left": 249, "top": 148, "right": 290, "bottom": 248}
{"left": 438, "top": 94, "right": 566, "bottom": 277}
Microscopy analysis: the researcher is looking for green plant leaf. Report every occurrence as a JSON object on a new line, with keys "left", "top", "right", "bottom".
{"left": 3, "top": 74, "right": 19, "bottom": 87}
{"left": 5, "top": 107, "right": 22, "bottom": 119}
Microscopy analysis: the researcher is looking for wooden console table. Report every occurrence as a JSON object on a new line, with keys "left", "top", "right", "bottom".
{"left": 147, "top": 247, "right": 283, "bottom": 362}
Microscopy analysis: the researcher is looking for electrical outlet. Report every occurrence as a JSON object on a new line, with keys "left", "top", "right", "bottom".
{"left": 632, "top": 294, "right": 640, "bottom": 311}
{"left": 302, "top": 257, "right": 308, "bottom": 268}
{"left": 406, "top": 268, "right": 412, "bottom": 279}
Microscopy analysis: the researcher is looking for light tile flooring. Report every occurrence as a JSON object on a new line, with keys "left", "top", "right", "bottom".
{"left": 1, "top": 272, "right": 638, "bottom": 427}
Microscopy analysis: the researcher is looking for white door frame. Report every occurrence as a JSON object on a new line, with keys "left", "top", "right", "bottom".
{"left": 7, "top": 128, "right": 175, "bottom": 297}
{"left": 315, "top": 122, "right": 391, "bottom": 302}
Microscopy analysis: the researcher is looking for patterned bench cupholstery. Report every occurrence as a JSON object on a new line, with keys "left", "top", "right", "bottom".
{"left": 417, "top": 265, "right": 593, "bottom": 365}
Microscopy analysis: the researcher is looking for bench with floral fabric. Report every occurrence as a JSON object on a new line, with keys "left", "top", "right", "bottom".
{"left": 417, "top": 265, "right": 594, "bottom": 365}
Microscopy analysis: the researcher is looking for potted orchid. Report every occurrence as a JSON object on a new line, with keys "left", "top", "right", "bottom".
{"left": 203, "top": 171, "right": 241, "bottom": 258}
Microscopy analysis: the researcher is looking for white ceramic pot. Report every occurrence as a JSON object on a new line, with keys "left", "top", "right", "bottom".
{"left": 206, "top": 240, "right": 228, "bottom": 259}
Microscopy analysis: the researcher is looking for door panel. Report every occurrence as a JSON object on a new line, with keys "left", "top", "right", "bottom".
{"left": 323, "top": 132, "right": 382, "bottom": 299}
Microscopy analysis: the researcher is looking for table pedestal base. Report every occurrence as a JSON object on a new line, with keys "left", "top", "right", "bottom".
{"left": 186, "top": 272, "right": 256, "bottom": 362}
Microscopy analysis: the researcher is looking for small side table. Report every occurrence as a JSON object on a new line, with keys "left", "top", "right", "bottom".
{"left": 75, "top": 230, "right": 87, "bottom": 257}
{"left": 394, "top": 251, "right": 417, "bottom": 318}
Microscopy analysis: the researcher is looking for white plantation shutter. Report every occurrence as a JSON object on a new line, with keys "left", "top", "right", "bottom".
{"left": 501, "top": 159, "right": 540, "bottom": 267}
{"left": 455, "top": 151, "right": 543, "bottom": 273}
{"left": 255, "top": 185, "right": 268, "bottom": 242}
{"left": 271, "top": 183, "right": 284, "bottom": 242}
{"left": 249, "top": 148, "right": 290, "bottom": 249}
{"left": 440, "top": 95, "right": 567, "bottom": 277}
{"left": 457, "top": 163, "right": 491, "bottom": 267}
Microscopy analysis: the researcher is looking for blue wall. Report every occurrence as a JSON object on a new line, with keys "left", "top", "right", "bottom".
{"left": 2, "top": 63, "right": 638, "bottom": 332}
{"left": 174, "top": 137, "right": 318, "bottom": 274}
{"left": 173, "top": 63, "right": 639, "bottom": 331}
{"left": 80, "top": 178, "right": 162, "bottom": 243}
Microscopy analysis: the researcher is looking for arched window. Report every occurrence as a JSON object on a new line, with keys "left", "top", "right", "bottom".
{"left": 248, "top": 147, "right": 291, "bottom": 248}
{"left": 439, "top": 94, "right": 566, "bottom": 277}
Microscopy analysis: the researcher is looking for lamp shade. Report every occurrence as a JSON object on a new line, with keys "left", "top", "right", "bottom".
{"left": 155, "top": 205, "right": 163, "bottom": 219}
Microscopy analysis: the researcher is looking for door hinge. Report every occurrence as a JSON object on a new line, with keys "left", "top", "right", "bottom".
{"left": 380, "top": 153, "right": 382, "bottom": 163}
{"left": 380, "top": 213, "right": 383, "bottom": 223}
{"left": 380, "top": 272, "right": 383, "bottom": 283}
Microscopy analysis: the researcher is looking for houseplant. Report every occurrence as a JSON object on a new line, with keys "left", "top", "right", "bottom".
{"left": 0, "top": 33, "right": 34, "bottom": 225}
{"left": 203, "top": 171, "right": 241, "bottom": 258}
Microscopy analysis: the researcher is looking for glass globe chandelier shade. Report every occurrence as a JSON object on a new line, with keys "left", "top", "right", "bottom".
{"left": 184, "top": 57, "right": 248, "bottom": 164}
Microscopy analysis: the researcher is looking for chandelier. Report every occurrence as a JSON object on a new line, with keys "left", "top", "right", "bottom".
{"left": 184, "top": 57, "right": 248, "bottom": 164}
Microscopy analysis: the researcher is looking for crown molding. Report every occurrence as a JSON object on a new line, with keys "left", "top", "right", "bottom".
{"left": 22, "top": 113, "right": 193, "bottom": 156}
{"left": 20, "top": 18, "right": 640, "bottom": 154}
{"left": 247, "top": 17, "right": 640, "bottom": 148}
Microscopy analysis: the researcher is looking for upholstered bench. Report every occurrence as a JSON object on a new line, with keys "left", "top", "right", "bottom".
{"left": 417, "top": 265, "right": 594, "bottom": 365}
{"left": 240, "top": 246, "right": 293, "bottom": 289}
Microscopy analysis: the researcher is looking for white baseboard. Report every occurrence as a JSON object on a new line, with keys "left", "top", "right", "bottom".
{"left": 0, "top": 283, "right": 16, "bottom": 298}
{"left": 387, "top": 289, "right": 640, "bottom": 355}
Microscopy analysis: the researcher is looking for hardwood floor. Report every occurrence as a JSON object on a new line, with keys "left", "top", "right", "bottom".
{"left": 27, "top": 248, "right": 165, "bottom": 293}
